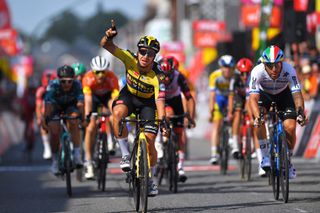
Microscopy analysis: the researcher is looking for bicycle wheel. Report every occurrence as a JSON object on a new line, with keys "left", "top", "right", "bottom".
{"left": 220, "top": 125, "right": 229, "bottom": 175}
{"left": 270, "top": 141, "right": 280, "bottom": 200}
{"left": 130, "top": 143, "right": 140, "bottom": 212}
{"left": 63, "top": 138, "right": 72, "bottom": 197}
{"left": 168, "top": 133, "right": 178, "bottom": 193}
{"left": 280, "top": 133, "right": 289, "bottom": 203}
{"left": 97, "top": 133, "right": 108, "bottom": 192}
{"left": 139, "top": 139, "right": 149, "bottom": 213}
{"left": 239, "top": 141, "right": 245, "bottom": 180}
{"left": 245, "top": 127, "right": 252, "bottom": 181}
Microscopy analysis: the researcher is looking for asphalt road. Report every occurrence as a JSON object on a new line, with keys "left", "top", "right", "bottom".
{"left": 0, "top": 134, "right": 320, "bottom": 213}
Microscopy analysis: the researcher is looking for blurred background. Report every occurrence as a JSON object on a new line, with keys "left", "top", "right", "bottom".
{"left": 0, "top": 0, "right": 319, "bottom": 160}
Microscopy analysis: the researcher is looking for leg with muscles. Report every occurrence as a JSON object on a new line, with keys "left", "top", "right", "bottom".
{"left": 41, "top": 128, "right": 52, "bottom": 160}
{"left": 283, "top": 118, "right": 297, "bottom": 179}
{"left": 254, "top": 124, "right": 270, "bottom": 171}
{"left": 145, "top": 132, "right": 159, "bottom": 196}
{"left": 210, "top": 119, "right": 223, "bottom": 164}
{"left": 231, "top": 109, "right": 241, "bottom": 159}
{"left": 176, "top": 127, "right": 187, "bottom": 182}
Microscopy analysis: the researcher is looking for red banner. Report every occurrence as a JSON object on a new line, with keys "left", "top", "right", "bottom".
{"left": 192, "top": 20, "right": 229, "bottom": 48}
{"left": 304, "top": 115, "right": 320, "bottom": 158}
{"left": 0, "top": 0, "right": 11, "bottom": 29}
{"left": 161, "top": 41, "right": 186, "bottom": 64}
{"left": 294, "top": 0, "right": 309, "bottom": 12}
{"left": 0, "top": 28, "right": 22, "bottom": 56}
{"left": 241, "top": 5, "right": 282, "bottom": 28}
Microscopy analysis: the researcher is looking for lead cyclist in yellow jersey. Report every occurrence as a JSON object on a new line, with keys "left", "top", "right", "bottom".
{"left": 100, "top": 20, "right": 167, "bottom": 196}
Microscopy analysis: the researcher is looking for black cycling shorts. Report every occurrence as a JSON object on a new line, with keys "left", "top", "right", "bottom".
{"left": 165, "top": 95, "right": 184, "bottom": 127}
{"left": 50, "top": 103, "right": 79, "bottom": 118}
{"left": 259, "top": 86, "right": 297, "bottom": 120}
{"left": 233, "top": 94, "right": 245, "bottom": 110}
{"left": 92, "top": 92, "right": 111, "bottom": 112}
{"left": 112, "top": 86, "right": 158, "bottom": 134}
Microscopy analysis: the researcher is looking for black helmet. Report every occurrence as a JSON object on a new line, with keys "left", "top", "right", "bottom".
{"left": 57, "top": 65, "right": 75, "bottom": 78}
{"left": 137, "top": 36, "right": 160, "bottom": 53}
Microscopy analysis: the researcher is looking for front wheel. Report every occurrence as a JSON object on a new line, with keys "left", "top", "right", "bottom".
{"left": 245, "top": 128, "right": 252, "bottom": 181}
{"left": 139, "top": 139, "right": 149, "bottom": 213}
{"left": 64, "top": 138, "right": 72, "bottom": 197}
{"left": 270, "top": 141, "right": 280, "bottom": 200}
{"left": 220, "top": 125, "right": 229, "bottom": 175}
{"left": 280, "top": 133, "right": 289, "bottom": 203}
{"left": 97, "top": 134, "right": 108, "bottom": 192}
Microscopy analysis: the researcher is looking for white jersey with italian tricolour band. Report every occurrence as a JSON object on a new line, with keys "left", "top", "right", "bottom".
{"left": 249, "top": 62, "right": 301, "bottom": 95}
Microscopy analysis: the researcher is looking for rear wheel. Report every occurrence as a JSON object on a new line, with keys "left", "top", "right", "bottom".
{"left": 220, "top": 125, "right": 229, "bottom": 175}
{"left": 280, "top": 133, "right": 289, "bottom": 203}
{"left": 168, "top": 133, "right": 178, "bottom": 193}
{"left": 245, "top": 127, "right": 252, "bottom": 181}
{"left": 139, "top": 139, "right": 149, "bottom": 213}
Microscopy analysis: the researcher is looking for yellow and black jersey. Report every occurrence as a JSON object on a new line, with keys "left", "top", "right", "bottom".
{"left": 209, "top": 69, "right": 231, "bottom": 96}
{"left": 113, "top": 47, "right": 165, "bottom": 100}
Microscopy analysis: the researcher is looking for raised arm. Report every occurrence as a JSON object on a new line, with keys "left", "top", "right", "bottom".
{"left": 100, "top": 19, "right": 118, "bottom": 54}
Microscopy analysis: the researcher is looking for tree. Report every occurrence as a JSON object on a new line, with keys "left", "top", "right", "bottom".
{"left": 43, "top": 11, "right": 81, "bottom": 43}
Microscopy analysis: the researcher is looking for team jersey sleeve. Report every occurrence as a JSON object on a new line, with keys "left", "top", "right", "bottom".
{"left": 44, "top": 81, "right": 56, "bottom": 104}
{"left": 74, "top": 81, "right": 84, "bottom": 102}
{"left": 35, "top": 87, "right": 45, "bottom": 105}
{"left": 82, "top": 76, "right": 92, "bottom": 95}
{"left": 110, "top": 72, "right": 120, "bottom": 99}
{"left": 177, "top": 72, "right": 192, "bottom": 99}
{"left": 113, "top": 47, "right": 136, "bottom": 68}
{"left": 249, "top": 67, "right": 260, "bottom": 94}
{"left": 286, "top": 63, "right": 301, "bottom": 93}
{"left": 209, "top": 71, "right": 217, "bottom": 91}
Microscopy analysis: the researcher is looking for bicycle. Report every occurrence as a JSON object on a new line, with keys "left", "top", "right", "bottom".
{"left": 92, "top": 110, "right": 112, "bottom": 192}
{"left": 239, "top": 110, "right": 252, "bottom": 181}
{"left": 261, "top": 102, "right": 290, "bottom": 203}
{"left": 50, "top": 115, "right": 81, "bottom": 197}
{"left": 157, "top": 113, "right": 193, "bottom": 193}
{"left": 119, "top": 115, "right": 164, "bottom": 213}
{"left": 219, "top": 110, "right": 231, "bottom": 175}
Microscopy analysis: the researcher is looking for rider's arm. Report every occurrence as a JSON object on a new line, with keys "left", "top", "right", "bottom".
{"left": 75, "top": 81, "right": 85, "bottom": 120}
{"left": 209, "top": 72, "right": 217, "bottom": 116}
{"left": 228, "top": 78, "right": 236, "bottom": 118}
{"left": 249, "top": 93, "right": 261, "bottom": 119}
{"left": 292, "top": 92, "right": 305, "bottom": 112}
{"left": 100, "top": 20, "right": 118, "bottom": 54}
{"left": 286, "top": 63, "right": 305, "bottom": 111}
{"left": 248, "top": 67, "right": 261, "bottom": 119}
{"left": 178, "top": 73, "right": 196, "bottom": 120}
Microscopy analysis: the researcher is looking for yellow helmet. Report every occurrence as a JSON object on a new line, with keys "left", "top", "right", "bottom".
{"left": 137, "top": 36, "right": 160, "bottom": 53}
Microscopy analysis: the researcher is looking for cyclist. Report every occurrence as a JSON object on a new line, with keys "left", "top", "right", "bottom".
{"left": 100, "top": 20, "right": 167, "bottom": 196}
{"left": 35, "top": 69, "right": 57, "bottom": 160}
{"left": 42, "top": 65, "right": 85, "bottom": 175}
{"left": 157, "top": 56, "right": 196, "bottom": 182}
{"left": 82, "top": 55, "right": 119, "bottom": 180}
{"left": 72, "top": 62, "right": 87, "bottom": 82}
{"left": 208, "top": 55, "right": 238, "bottom": 164}
{"left": 249, "top": 45, "right": 307, "bottom": 179}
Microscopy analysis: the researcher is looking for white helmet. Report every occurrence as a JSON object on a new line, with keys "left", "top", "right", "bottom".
{"left": 90, "top": 56, "right": 110, "bottom": 71}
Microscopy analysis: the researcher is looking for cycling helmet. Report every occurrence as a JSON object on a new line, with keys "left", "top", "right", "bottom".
{"left": 42, "top": 69, "right": 57, "bottom": 86}
{"left": 218, "top": 55, "right": 236, "bottom": 68}
{"left": 236, "top": 58, "right": 253, "bottom": 73}
{"left": 57, "top": 65, "right": 75, "bottom": 78}
{"left": 160, "top": 57, "right": 174, "bottom": 75}
{"left": 166, "top": 55, "right": 179, "bottom": 70}
{"left": 72, "top": 63, "right": 87, "bottom": 76}
{"left": 90, "top": 56, "right": 110, "bottom": 71}
{"left": 137, "top": 36, "right": 160, "bottom": 53}
{"left": 261, "top": 45, "right": 284, "bottom": 63}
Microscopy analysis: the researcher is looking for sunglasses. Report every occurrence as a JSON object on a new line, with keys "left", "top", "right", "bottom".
{"left": 60, "top": 79, "right": 73, "bottom": 84}
{"left": 265, "top": 62, "right": 281, "bottom": 69}
{"left": 138, "top": 49, "right": 156, "bottom": 57}
{"left": 93, "top": 70, "right": 105, "bottom": 75}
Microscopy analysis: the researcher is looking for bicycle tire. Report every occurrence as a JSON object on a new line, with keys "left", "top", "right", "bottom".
{"left": 239, "top": 140, "right": 245, "bottom": 180}
{"left": 64, "top": 137, "right": 72, "bottom": 197}
{"left": 130, "top": 142, "right": 140, "bottom": 212}
{"left": 270, "top": 140, "right": 280, "bottom": 200}
{"left": 97, "top": 133, "right": 108, "bottom": 192}
{"left": 220, "top": 125, "right": 229, "bottom": 175}
{"left": 139, "top": 139, "right": 149, "bottom": 213}
{"left": 169, "top": 133, "right": 178, "bottom": 193}
{"left": 280, "top": 133, "right": 289, "bottom": 203}
{"left": 245, "top": 127, "right": 252, "bottom": 181}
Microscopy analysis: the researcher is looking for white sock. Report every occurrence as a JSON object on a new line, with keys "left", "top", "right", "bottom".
{"left": 232, "top": 135, "right": 239, "bottom": 150}
{"left": 256, "top": 148, "right": 263, "bottom": 163}
{"left": 178, "top": 152, "right": 185, "bottom": 170}
{"left": 151, "top": 166, "right": 157, "bottom": 183}
{"left": 118, "top": 137, "right": 129, "bottom": 157}
{"left": 211, "top": 146, "right": 218, "bottom": 156}
{"left": 259, "top": 140, "right": 269, "bottom": 157}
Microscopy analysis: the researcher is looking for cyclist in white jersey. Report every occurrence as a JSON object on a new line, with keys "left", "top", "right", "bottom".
{"left": 249, "top": 45, "right": 307, "bottom": 179}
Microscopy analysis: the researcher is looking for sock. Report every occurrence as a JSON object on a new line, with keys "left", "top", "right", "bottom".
{"left": 178, "top": 151, "right": 185, "bottom": 170}
{"left": 256, "top": 148, "right": 262, "bottom": 164}
{"left": 118, "top": 137, "right": 129, "bottom": 157}
{"left": 211, "top": 146, "right": 217, "bottom": 156}
{"left": 151, "top": 166, "right": 157, "bottom": 183}
{"left": 259, "top": 139, "right": 269, "bottom": 158}
{"left": 232, "top": 135, "right": 239, "bottom": 150}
